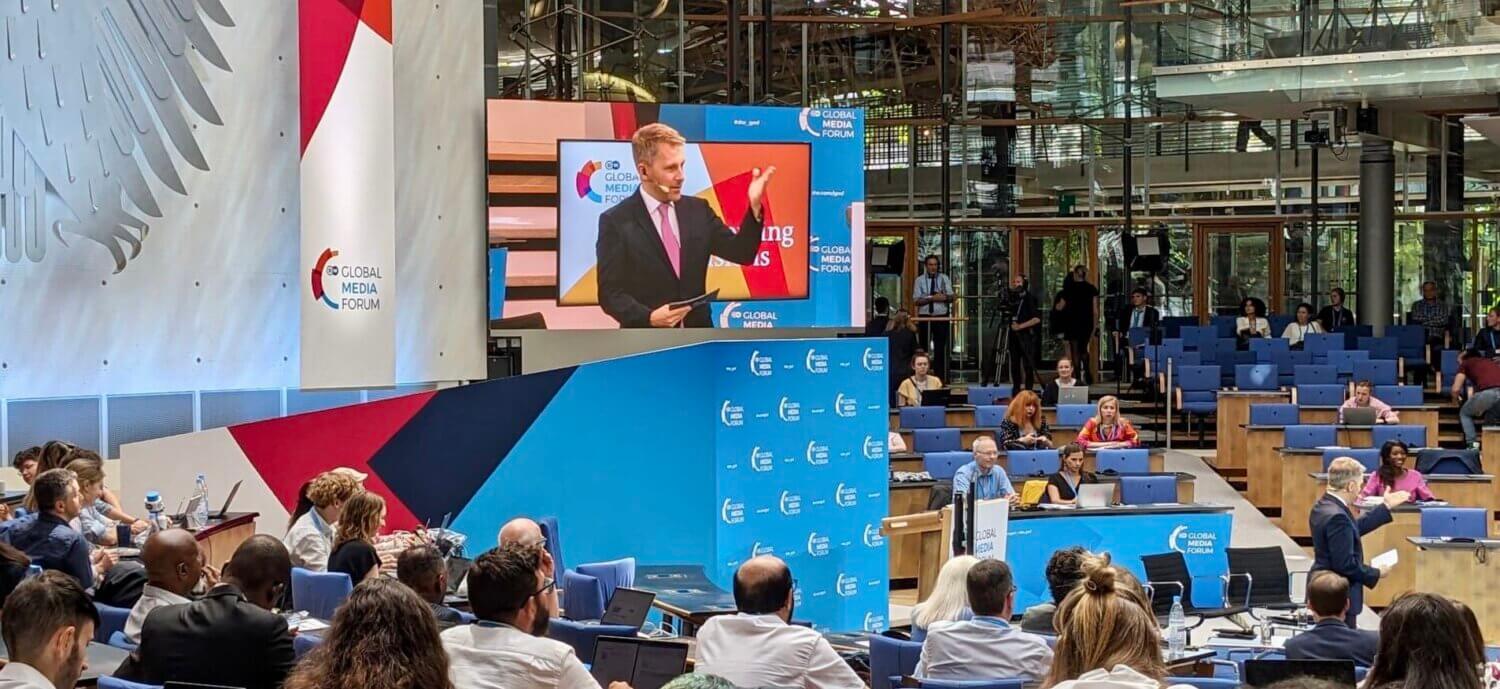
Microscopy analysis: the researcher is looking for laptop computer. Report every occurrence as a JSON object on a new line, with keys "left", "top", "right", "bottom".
{"left": 171, "top": 480, "right": 243, "bottom": 523}
{"left": 213, "top": 480, "right": 243, "bottom": 520}
{"left": 1058, "top": 385, "right": 1090, "bottom": 406}
{"left": 1242, "top": 658, "right": 1356, "bottom": 686}
{"left": 590, "top": 636, "right": 690, "bottom": 689}
{"left": 920, "top": 388, "right": 953, "bottom": 407}
{"left": 445, "top": 556, "right": 473, "bottom": 595}
{"left": 1076, "top": 483, "right": 1115, "bottom": 509}
{"left": 1342, "top": 406, "right": 1378, "bottom": 426}
{"left": 600, "top": 586, "right": 656, "bottom": 627}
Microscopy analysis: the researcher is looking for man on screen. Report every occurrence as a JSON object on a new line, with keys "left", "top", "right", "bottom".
{"left": 596, "top": 123, "right": 774, "bottom": 328}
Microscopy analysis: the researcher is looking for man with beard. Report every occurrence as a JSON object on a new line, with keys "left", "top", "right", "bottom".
{"left": 0, "top": 572, "right": 96, "bottom": 689}
{"left": 695, "top": 555, "right": 863, "bottom": 689}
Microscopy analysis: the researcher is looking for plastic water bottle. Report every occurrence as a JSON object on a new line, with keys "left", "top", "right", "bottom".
{"left": 191, "top": 475, "right": 210, "bottom": 528}
{"left": 144, "top": 492, "right": 170, "bottom": 533}
{"left": 1167, "top": 596, "right": 1187, "bottom": 658}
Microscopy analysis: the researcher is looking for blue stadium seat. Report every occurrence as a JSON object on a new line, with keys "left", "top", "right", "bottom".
{"left": 1162, "top": 316, "right": 1198, "bottom": 340}
{"left": 548, "top": 617, "right": 639, "bottom": 663}
{"left": 913, "top": 428, "right": 961, "bottom": 453}
{"left": 94, "top": 602, "right": 130, "bottom": 644}
{"left": 1305, "top": 333, "right": 1346, "bottom": 361}
{"left": 900, "top": 406, "right": 946, "bottom": 429}
{"left": 973, "top": 405, "right": 1007, "bottom": 428}
{"left": 1269, "top": 314, "right": 1295, "bottom": 339}
{"left": 1357, "top": 336, "right": 1400, "bottom": 361}
{"left": 98, "top": 679, "right": 162, "bottom": 689}
{"left": 1175, "top": 365, "right": 1222, "bottom": 447}
{"left": 1325, "top": 350, "right": 1369, "bottom": 378}
{"left": 1235, "top": 364, "right": 1279, "bottom": 391}
{"left": 1127, "top": 326, "right": 1153, "bottom": 349}
{"left": 294, "top": 632, "right": 322, "bottom": 659}
{"left": 1250, "top": 338, "right": 1289, "bottom": 362}
{"left": 1371, "top": 424, "right": 1426, "bottom": 448}
{"left": 1296, "top": 384, "right": 1346, "bottom": 407}
{"left": 1096, "top": 449, "right": 1149, "bottom": 474}
{"left": 1212, "top": 315, "right": 1238, "bottom": 338}
{"left": 1293, "top": 365, "right": 1338, "bottom": 386}
{"left": 869, "top": 634, "right": 924, "bottom": 689}
{"left": 1182, "top": 326, "right": 1217, "bottom": 352}
{"left": 1421, "top": 507, "right": 1489, "bottom": 539}
{"left": 1285, "top": 425, "right": 1337, "bottom": 449}
{"left": 1249, "top": 403, "right": 1299, "bottom": 426}
{"left": 291, "top": 568, "right": 352, "bottom": 620}
{"left": 1121, "top": 476, "right": 1177, "bottom": 505}
{"left": 1352, "top": 359, "right": 1398, "bottom": 386}
{"left": 924, "top": 451, "right": 971, "bottom": 480}
{"left": 967, "top": 386, "right": 1011, "bottom": 406}
{"left": 106, "top": 631, "right": 138, "bottom": 652}
{"left": 1440, "top": 349, "right": 1462, "bottom": 388}
{"left": 1056, "top": 404, "right": 1094, "bottom": 427}
{"left": 1273, "top": 350, "right": 1312, "bottom": 385}
{"left": 1324, "top": 448, "right": 1380, "bottom": 472}
{"left": 1008, "top": 449, "right": 1060, "bottom": 477}
{"left": 1387, "top": 324, "right": 1429, "bottom": 377}
{"left": 564, "top": 558, "right": 636, "bottom": 623}
{"left": 1374, "top": 385, "right": 1423, "bottom": 407}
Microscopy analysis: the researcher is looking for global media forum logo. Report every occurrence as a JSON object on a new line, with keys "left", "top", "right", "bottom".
{"left": 574, "top": 158, "right": 634, "bottom": 204}
{"left": 310, "top": 248, "right": 383, "bottom": 311}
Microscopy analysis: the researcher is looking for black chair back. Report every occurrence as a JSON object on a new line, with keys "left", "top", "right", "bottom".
{"left": 1226, "top": 546, "right": 1294, "bottom": 609}
{"left": 1140, "top": 551, "right": 1192, "bottom": 616}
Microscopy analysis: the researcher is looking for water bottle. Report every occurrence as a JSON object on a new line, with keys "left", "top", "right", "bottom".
{"left": 144, "top": 492, "right": 169, "bottom": 533}
{"left": 1167, "top": 596, "right": 1187, "bottom": 658}
{"left": 191, "top": 475, "right": 210, "bottom": 529}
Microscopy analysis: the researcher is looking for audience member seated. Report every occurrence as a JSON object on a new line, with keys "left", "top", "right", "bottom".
{"left": 953, "top": 438, "right": 1020, "bottom": 508}
{"left": 1475, "top": 307, "right": 1500, "bottom": 358}
{"left": 1123, "top": 288, "right": 1160, "bottom": 333}
{"left": 1041, "top": 357, "right": 1081, "bottom": 406}
{"left": 328, "top": 491, "right": 386, "bottom": 585}
{"left": 284, "top": 470, "right": 362, "bottom": 572}
{"left": 12, "top": 446, "right": 40, "bottom": 487}
{"left": 999, "top": 390, "right": 1053, "bottom": 450}
{"left": 1283, "top": 572, "right": 1378, "bottom": 667}
{"left": 0, "top": 572, "right": 97, "bottom": 689}
{"left": 1453, "top": 599, "right": 1500, "bottom": 688}
{"left": 1044, "top": 554, "right": 1175, "bottom": 688}
{"left": 696, "top": 555, "right": 863, "bottom": 689}
{"left": 663, "top": 675, "right": 735, "bottom": 689}
{"left": 1363, "top": 592, "right": 1485, "bottom": 689}
{"left": 285, "top": 577, "right": 456, "bottom": 689}
{"left": 916, "top": 558, "right": 1052, "bottom": 682}
{"left": 1282, "top": 302, "right": 1325, "bottom": 348}
{"left": 897, "top": 352, "right": 942, "bottom": 407}
{"left": 1044, "top": 444, "right": 1097, "bottom": 506}
{"left": 1453, "top": 349, "right": 1500, "bottom": 449}
{"left": 125, "top": 528, "right": 217, "bottom": 645}
{"left": 0, "top": 543, "right": 29, "bottom": 608}
{"left": 34, "top": 443, "right": 132, "bottom": 524}
{"left": 443, "top": 544, "right": 602, "bottom": 689}
{"left": 497, "top": 517, "right": 556, "bottom": 577}
{"left": 115, "top": 535, "right": 296, "bottom": 689}
{"left": 0, "top": 469, "right": 115, "bottom": 595}
{"left": 1339, "top": 380, "right": 1400, "bottom": 424}
{"left": 64, "top": 456, "right": 147, "bottom": 547}
{"left": 1076, "top": 396, "right": 1140, "bottom": 450}
{"left": 1020, "top": 546, "right": 1087, "bottom": 634}
{"left": 1237, "top": 297, "right": 1271, "bottom": 343}
{"left": 911, "top": 555, "right": 977, "bottom": 639}
{"left": 397, "top": 544, "right": 465, "bottom": 629}
{"left": 1361, "top": 440, "right": 1435, "bottom": 502}
{"left": 1316, "top": 287, "right": 1357, "bottom": 333}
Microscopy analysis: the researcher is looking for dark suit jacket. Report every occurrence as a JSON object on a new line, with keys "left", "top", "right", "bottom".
{"left": 1119, "top": 305, "right": 1160, "bottom": 333}
{"left": 596, "top": 190, "right": 764, "bottom": 328}
{"left": 1309, "top": 494, "right": 1391, "bottom": 617}
{"left": 115, "top": 584, "right": 295, "bottom": 689}
{"left": 1284, "top": 618, "right": 1379, "bottom": 668}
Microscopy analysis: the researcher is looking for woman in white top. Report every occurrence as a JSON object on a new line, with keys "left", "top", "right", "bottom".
{"left": 1235, "top": 297, "right": 1270, "bottom": 341}
{"left": 910, "top": 555, "right": 978, "bottom": 641}
{"left": 897, "top": 353, "right": 943, "bottom": 407}
{"left": 1281, "top": 302, "right": 1324, "bottom": 348}
{"left": 284, "top": 471, "right": 362, "bottom": 571}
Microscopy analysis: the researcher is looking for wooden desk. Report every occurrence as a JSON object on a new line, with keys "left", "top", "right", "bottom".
{"left": 889, "top": 407, "right": 975, "bottom": 430}
{"left": 1409, "top": 537, "right": 1500, "bottom": 640}
{"left": 889, "top": 483, "right": 934, "bottom": 581}
{"left": 892, "top": 452, "right": 923, "bottom": 473}
{"left": 1300, "top": 407, "right": 1440, "bottom": 447}
{"left": 1244, "top": 427, "right": 1286, "bottom": 510}
{"left": 195, "top": 512, "right": 259, "bottom": 569}
{"left": 1361, "top": 501, "right": 1499, "bottom": 608}
{"left": 1279, "top": 451, "right": 1325, "bottom": 538}
{"left": 1215, "top": 391, "right": 1292, "bottom": 472}
{"left": 880, "top": 508, "right": 952, "bottom": 601}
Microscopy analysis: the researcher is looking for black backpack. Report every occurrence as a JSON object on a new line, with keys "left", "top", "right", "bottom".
{"left": 1415, "top": 448, "right": 1481, "bottom": 475}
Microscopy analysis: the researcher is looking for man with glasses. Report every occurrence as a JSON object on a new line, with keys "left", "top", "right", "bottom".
{"left": 952, "top": 437, "right": 1021, "bottom": 507}
{"left": 915, "top": 559, "right": 1052, "bottom": 681}
{"left": 498, "top": 517, "right": 555, "bottom": 578}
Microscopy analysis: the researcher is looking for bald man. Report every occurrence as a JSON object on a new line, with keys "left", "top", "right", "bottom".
{"left": 123, "top": 529, "right": 217, "bottom": 644}
{"left": 695, "top": 556, "right": 863, "bottom": 689}
{"left": 498, "top": 518, "right": 554, "bottom": 577}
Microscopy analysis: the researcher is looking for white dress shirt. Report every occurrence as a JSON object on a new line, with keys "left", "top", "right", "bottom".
{"left": 124, "top": 583, "right": 192, "bottom": 644}
{"left": 0, "top": 662, "right": 56, "bottom": 689}
{"left": 284, "top": 510, "right": 335, "bottom": 572}
{"left": 916, "top": 616, "right": 1054, "bottom": 682}
{"left": 442, "top": 621, "right": 599, "bottom": 689}
{"left": 694, "top": 613, "right": 863, "bottom": 689}
{"left": 640, "top": 188, "right": 681, "bottom": 247}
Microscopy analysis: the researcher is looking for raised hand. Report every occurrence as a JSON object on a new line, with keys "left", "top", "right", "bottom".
{"left": 747, "top": 166, "right": 777, "bottom": 219}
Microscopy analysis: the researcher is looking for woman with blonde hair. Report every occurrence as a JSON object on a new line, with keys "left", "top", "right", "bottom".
{"left": 328, "top": 491, "right": 386, "bottom": 585}
{"left": 1076, "top": 396, "right": 1141, "bottom": 450}
{"left": 1045, "top": 554, "right": 1182, "bottom": 688}
{"left": 998, "top": 390, "right": 1052, "bottom": 449}
{"left": 910, "top": 555, "right": 977, "bottom": 641}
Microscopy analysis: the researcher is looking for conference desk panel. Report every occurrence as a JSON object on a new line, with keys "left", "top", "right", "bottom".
{"left": 889, "top": 449, "right": 1167, "bottom": 476}
{"left": 1215, "top": 391, "right": 1292, "bottom": 472}
{"left": 889, "top": 482, "right": 933, "bottom": 581}
{"left": 1409, "top": 538, "right": 1500, "bottom": 641}
{"left": 1482, "top": 426, "right": 1500, "bottom": 514}
{"left": 897, "top": 428, "right": 996, "bottom": 452}
{"left": 1279, "top": 451, "right": 1325, "bottom": 538}
{"left": 1299, "top": 407, "right": 1439, "bottom": 447}
{"left": 195, "top": 512, "right": 258, "bottom": 570}
{"left": 1244, "top": 427, "right": 1285, "bottom": 510}
{"left": 889, "top": 407, "right": 975, "bottom": 430}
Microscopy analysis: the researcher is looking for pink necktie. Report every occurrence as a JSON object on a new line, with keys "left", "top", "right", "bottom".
{"left": 657, "top": 203, "right": 681, "bottom": 277}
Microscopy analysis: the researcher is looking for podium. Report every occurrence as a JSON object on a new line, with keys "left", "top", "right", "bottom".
{"left": 881, "top": 507, "right": 952, "bottom": 601}
{"left": 1409, "top": 537, "right": 1500, "bottom": 640}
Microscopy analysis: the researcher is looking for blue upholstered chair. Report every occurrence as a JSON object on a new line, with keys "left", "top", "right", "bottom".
{"left": 1121, "top": 476, "right": 1176, "bottom": 505}
{"left": 1162, "top": 316, "right": 1198, "bottom": 339}
{"left": 106, "top": 630, "right": 138, "bottom": 652}
{"left": 291, "top": 568, "right": 353, "bottom": 621}
{"left": 1250, "top": 338, "right": 1289, "bottom": 362}
{"left": 900, "top": 406, "right": 946, "bottom": 429}
{"left": 563, "top": 557, "right": 636, "bottom": 622}
{"left": 1353, "top": 359, "right": 1398, "bottom": 386}
{"left": 1285, "top": 425, "right": 1337, "bottom": 449}
{"left": 1182, "top": 326, "right": 1217, "bottom": 352}
{"left": 1387, "top": 324, "right": 1429, "bottom": 377}
{"left": 974, "top": 405, "right": 1007, "bottom": 428}
{"left": 919, "top": 680, "right": 1024, "bottom": 689}
{"left": 1324, "top": 448, "right": 1380, "bottom": 472}
{"left": 1296, "top": 384, "right": 1346, "bottom": 407}
{"left": 1175, "top": 365, "right": 1221, "bottom": 447}
{"left": 869, "top": 634, "right": 924, "bottom": 689}
{"left": 1440, "top": 349, "right": 1463, "bottom": 388}
{"left": 1293, "top": 365, "right": 1338, "bottom": 386}
{"left": 1096, "top": 449, "right": 1150, "bottom": 474}
{"left": 924, "top": 451, "right": 971, "bottom": 480}
{"left": 1421, "top": 507, "right": 1489, "bottom": 539}
{"left": 1372, "top": 424, "right": 1426, "bottom": 448}
{"left": 1235, "top": 364, "right": 1279, "bottom": 391}
{"left": 1249, "top": 403, "right": 1299, "bottom": 426}
{"left": 293, "top": 632, "right": 322, "bottom": 659}
{"left": 1374, "top": 384, "right": 1423, "bottom": 407}
{"left": 1008, "top": 450, "right": 1059, "bottom": 477}
{"left": 1269, "top": 315, "right": 1295, "bottom": 340}
{"left": 1056, "top": 404, "right": 1093, "bottom": 427}
{"left": 538, "top": 515, "right": 566, "bottom": 578}
{"left": 967, "top": 386, "right": 1011, "bottom": 406}
{"left": 1305, "top": 333, "right": 1346, "bottom": 361}
{"left": 94, "top": 601, "right": 131, "bottom": 644}
{"left": 548, "top": 617, "right": 640, "bottom": 663}
{"left": 1325, "top": 350, "right": 1369, "bottom": 379}
{"left": 98, "top": 678, "right": 162, "bottom": 689}
{"left": 1358, "top": 336, "right": 1400, "bottom": 361}
{"left": 913, "top": 428, "right": 961, "bottom": 453}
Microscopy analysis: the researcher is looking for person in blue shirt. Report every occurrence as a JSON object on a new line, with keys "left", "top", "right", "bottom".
{"left": 0, "top": 469, "right": 100, "bottom": 590}
{"left": 951, "top": 437, "right": 1020, "bottom": 506}
{"left": 1284, "top": 571, "right": 1378, "bottom": 667}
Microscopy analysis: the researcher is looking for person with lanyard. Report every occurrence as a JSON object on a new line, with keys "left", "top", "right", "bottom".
{"left": 912, "top": 255, "right": 954, "bottom": 379}
{"left": 951, "top": 437, "right": 1020, "bottom": 508}
{"left": 1044, "top": 443, "right": 1096, "bottom": 505}
{"left": 1125, "top": 287, "right": 1159, "bottom": 331}
{"left": 1281, "top": 302, "right": 1325, "bottom": 349}
{"left": 1007, "top": 274, "right": 1043, "bottom": 395}
{"left": 896, "top": 352, "right": 943, "bottom": 407}
{"left": 1473, "top": 307, "right": 1500, "bottom": 358}
{"left": 1317, "top": 287, "right": 1357, "bottom": 333}
{"left": 1075, "top": 395, "right": 1140, "bottom": 450}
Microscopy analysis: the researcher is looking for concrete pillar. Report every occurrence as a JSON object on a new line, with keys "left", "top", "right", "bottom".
{"left": 1359, "top": 136, "right": 1395, "bottom": 334}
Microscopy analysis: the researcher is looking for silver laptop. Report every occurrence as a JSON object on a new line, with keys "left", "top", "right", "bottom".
{"left": 1077, "top": 483, "right": 1114, "bottom": 509}
{"left": 1342, "top": 407, "right": 1378, "bottom": 426}
{"left": 1058, "top": 385, "right": 1090, "bottom": 406}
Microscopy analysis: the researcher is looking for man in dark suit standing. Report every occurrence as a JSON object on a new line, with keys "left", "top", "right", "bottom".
{"left": 596, "top": 123, "right": 773, "bottom": 328}
{"left": 115, "top": 534, "right": 295, "bottom": 689}
{"left": 1284, "top": 571, "right": 1380, "bottom": 667}
{"left": 1310, "top": 457, "right": 1409, "bottom": 628}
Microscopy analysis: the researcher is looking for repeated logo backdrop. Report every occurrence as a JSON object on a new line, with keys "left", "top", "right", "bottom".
{"left": 713, "top": 338, "right": 889, "bottom": 632}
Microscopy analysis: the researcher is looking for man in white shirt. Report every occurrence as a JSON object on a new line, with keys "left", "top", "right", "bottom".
{"left": 695, "top": 555, "right": 863, "bottom": 689}
{"left": 125, "top": 528, "right": 216, "bottom": 644}
{"left": 912, "top": 254, "right": 955, "bottom": 378}
{"left": 443, "top": 543, "right": 622, "bottom": 689}
{"left": 916, "top": 558, "right": 1053, "bottom": 681}
{"left": 0, "top": 571, "right": 97, "bottom": 689}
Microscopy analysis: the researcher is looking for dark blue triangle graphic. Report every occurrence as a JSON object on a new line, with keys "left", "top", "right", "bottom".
{"left": 367, "top": 366, "right": 578, "bottom": 523}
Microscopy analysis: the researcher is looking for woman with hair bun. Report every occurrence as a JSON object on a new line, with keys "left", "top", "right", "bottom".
{"left": 1044, "top": 554, "right": 1184, "bottom": 688}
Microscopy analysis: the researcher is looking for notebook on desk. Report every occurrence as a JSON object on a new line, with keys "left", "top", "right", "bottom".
{"left": 590, "top": 636, "right": 689, "bottom": 689}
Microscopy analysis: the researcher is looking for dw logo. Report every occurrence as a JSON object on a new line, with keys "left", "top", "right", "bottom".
{"left": 836, "top": 573, "right": 859, "bottom": 597}
{"left": 862, "top": 612, "right": 887, "bottom": 633}
{"left": 835, "top": 483, "right": 859, "bottom": 508}
{"left": 779, "top": 490, "right": 803, "bottom": 516}
{"left": 749, "top": 446, "right": 775, "bottom": 473}
{"left": 804, "top": 348, "right": 829, "bottom": 374}
{"left": 749, "top": 350, "right": 773, "bottom": 377}
{"left": 778, "top": 397, "right": 802, "bottom": 422}
{"left": 720, "top": 499, "right": 745, "bottom": 524}
{"left": 862, "top": 523, "right": 886, "bottom": 548}
{"left": 861, "top": 435, "right": 886, "bottom": 460}
{"left": 750, "top": 542, "right": 776, "bottom": 558}
{"left": 806, "top": 532, "right": 831, "bottom": 557}
{"left": 805, "top": 440, "right": 830, "bottom": 466}
{"left": 835, "top": 393, "right": 858, "bottom": 418}
{"left": 862, "top": 347, "right": 886, "bottom": 372}
{"left": 720, "top": 400, "right": 745, "bottom": 427}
